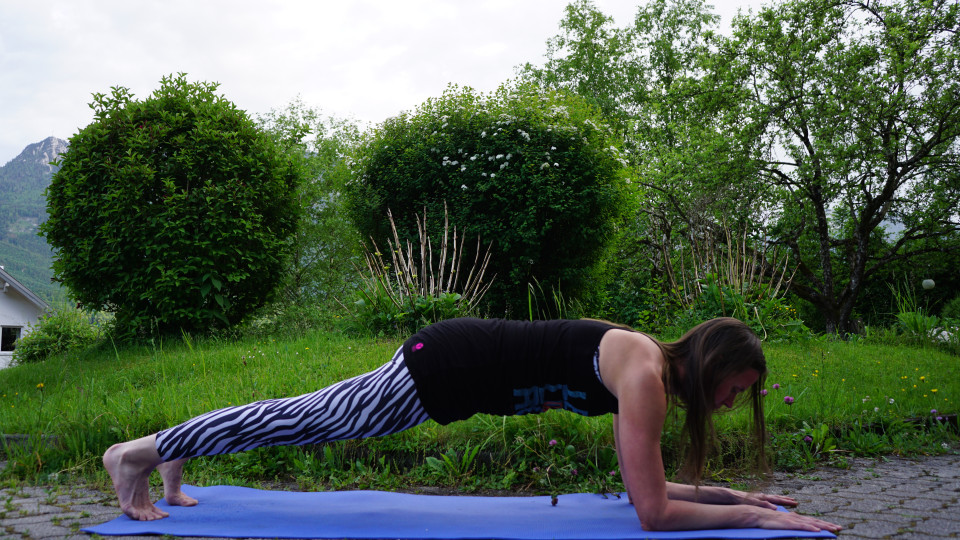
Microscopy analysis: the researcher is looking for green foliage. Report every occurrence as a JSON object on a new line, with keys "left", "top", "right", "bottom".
{"left": 345, "top": 83, "right": 630, "bottom": 316}
{"left": 526, "top": 278, "right": 586, "bottom": 322}
{"left": 42, "top": 74, "right": 301, "bottom": 337}
{"left": 239, "top": 302, "right": 338, "bottom": 340}
{"left": 527, "top": 0, "right": 960, "bottom": 335}
{"left": 520, "top": 0, "right": 640, "bottom": 137}
{"left": 344, "top": 208, "right": 493, "bottom": 336}
{"left": 676, "top": 274, "right": 809, "bottom": 342}
{"left": 639, "top": 222, "right": 811, "bottom": 340}
{"left": 770, "top": 422, "right": 837, "bottom": 470}
{"left": 425, "top": 443, "right": 482, "bottom": 483}
{"left": 942, "top": 295, "right": 960, "bottom": 322}
{"left": 351, "top": 288, "right": 466, "bottom": 337}
{"left": 514, "top": 432, "right": 617, "bottom": 493}
{"left": 600, "top": 277, "right": 681, "bottom": 335}
{"left": 896, "top": 311, "right": 941, "bottom": 341}
{"left": 257, "top": 99, "right": 363, "bottom": 308}
{"left": 890, "top": 281, "right": 943, "bottom": 347}
{"left": 524, "top": 0, "right": 773, "bottom": 332}
{"left": 722, "top": 0, "right": 960, "bottom": 334}
{"left": 11, "top": 306, "right": 102, "bottom": 365}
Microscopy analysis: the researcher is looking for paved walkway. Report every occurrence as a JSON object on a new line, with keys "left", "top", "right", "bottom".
{"left": 1, "top": 453, "right": 958, "bottom": 539}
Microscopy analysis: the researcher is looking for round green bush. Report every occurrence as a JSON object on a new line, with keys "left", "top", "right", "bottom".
{"left": 12, "top": 307, "right": 100, "bottom": 364}
{"left": 345, "top": 84, "right": 631, "bottom": 315}
{"left": 42, "top": 75, "right": 301, "bottom": 336}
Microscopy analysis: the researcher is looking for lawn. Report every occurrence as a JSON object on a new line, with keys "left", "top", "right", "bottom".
{"left": 0, "top": 328, "right": 956, "bottom": 494}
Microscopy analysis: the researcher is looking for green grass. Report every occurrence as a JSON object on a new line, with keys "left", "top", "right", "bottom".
{"left": 0, "top": 329, "right": 956, "bottom": 494}
{"left": 754, "top": 340, "right": 954, "bottom": 428}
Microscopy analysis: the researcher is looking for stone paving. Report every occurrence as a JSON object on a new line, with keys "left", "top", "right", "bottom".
{"left": 1, "top": 453, "right": 958, "bottom": 539}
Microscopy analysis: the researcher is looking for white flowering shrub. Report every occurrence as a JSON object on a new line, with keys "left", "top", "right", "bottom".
{"left": 346, "top": 84, "right": 631, "bottom": 315}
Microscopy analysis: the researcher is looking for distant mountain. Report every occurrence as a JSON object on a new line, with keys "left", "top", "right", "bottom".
{"left": 0, "top": 137, "right": 69, "bottom": 303}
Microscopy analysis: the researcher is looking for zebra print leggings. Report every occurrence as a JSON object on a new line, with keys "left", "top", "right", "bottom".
{"left": 155, "top": 348, "right": 430, "bottom": 462}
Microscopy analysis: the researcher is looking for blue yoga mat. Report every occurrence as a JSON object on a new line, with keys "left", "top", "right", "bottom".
{"left": 84, "top": 485, "right": 836, "bottom": 539}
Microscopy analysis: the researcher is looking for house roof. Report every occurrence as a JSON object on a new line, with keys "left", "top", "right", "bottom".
{"left": 0, "top": 265, "right": 50, "bottom": 311}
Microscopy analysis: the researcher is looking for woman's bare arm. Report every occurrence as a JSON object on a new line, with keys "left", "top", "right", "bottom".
{"left": 664, "top": 481, "right": 798, "bottom": 508}
{"left": 601, "top": 332, "right": 841, "bottom": 533}
{"left": 614, "top": 419, "right": 791, "bottom": 508}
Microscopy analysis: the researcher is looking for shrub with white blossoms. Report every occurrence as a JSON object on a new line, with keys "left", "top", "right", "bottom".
{"left": 346, "top": 83, "right": 632, "bottom": 315}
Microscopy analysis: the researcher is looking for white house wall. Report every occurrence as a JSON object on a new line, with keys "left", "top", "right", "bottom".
{"left": 0, "top": 287, "right": 44, "bottom": 369}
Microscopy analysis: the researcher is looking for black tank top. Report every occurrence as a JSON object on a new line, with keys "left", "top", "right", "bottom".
{"left": 402, "top": 318, "right": 620, "bottom": 425}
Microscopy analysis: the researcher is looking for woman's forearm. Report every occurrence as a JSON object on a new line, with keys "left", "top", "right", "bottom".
{"left": 665, "top": 482, "right": 722, "bottom": 503}
{"left": 665, "top": 481, "right": 799, "bottom": 510}
{"left": 646, "top": 498, "right": 840, "bottom": 533}
{"left": 611, "top": 414, "right": 632, "bottom": 498}
{"left": 642, "top": 498, "right": 758, "bottom": 531}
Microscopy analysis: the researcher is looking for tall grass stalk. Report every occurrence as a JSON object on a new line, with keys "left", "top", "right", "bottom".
{"left": 526, "top": 278, "right": 583, "bottom": 321}
{"left": 666, "top": 223, "right": 795, "bottom": 318}
{"left": 890, "top": 280, "right": 941, "bottom": 346}
{"left": 343, "top": 206, "right": 495, "bottom": 336}
{"left": 364, "top": 205, "right": 494, "bottom": 313}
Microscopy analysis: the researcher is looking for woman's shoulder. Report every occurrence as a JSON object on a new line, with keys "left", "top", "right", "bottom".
{"left": 601, "top": 326, "right": 659, "bottom": 351}
{"left": 598, "top": 330, "right": 665, "bottom": 392}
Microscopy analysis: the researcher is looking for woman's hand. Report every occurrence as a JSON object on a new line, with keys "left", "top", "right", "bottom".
{"left": 751, "top": 506, "right": 843, "bottom": 533}
{"left": 714, "top": 487, "right": 798, "bottom": 510}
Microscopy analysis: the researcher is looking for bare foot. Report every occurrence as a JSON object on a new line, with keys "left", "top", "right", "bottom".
{"left": 158, "top": 459, "right": 198, "bottom": 507}
{"left": 103, "top": 435, "right": 167, "bottom": 521}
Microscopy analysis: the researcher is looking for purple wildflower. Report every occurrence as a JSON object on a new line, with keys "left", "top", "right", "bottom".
{"left": 784, "top": 396, "right": 795, "bottom": 405}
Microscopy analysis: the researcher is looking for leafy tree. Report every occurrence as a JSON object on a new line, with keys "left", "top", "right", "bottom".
{"left": 523, "top": 0, "right": 771, "bottom": 327}
{"left": 522, "top": 0, "right": 639, "bottom": 137}
{"left": 42, "top": 74, "right": 302, "bottom": 336}
{"left": 720, "top": 0, "right": 960, "bottom": 333}
{"left": 257, "top": 99, "right": 363, "bottom": 307}
{"left": 527, "top": 0, "right": 960, "bottom": 334}
{"left": 345, "top": 83, "right": 631, "bottom": 316}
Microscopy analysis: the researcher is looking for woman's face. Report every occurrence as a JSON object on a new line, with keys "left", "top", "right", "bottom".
{"left": 713, "top": 369, "right": 761, "bottom": 409}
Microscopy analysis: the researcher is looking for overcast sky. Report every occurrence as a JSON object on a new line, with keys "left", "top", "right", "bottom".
{"left": 0, "top": 0, "right": 766, "bottom": 165}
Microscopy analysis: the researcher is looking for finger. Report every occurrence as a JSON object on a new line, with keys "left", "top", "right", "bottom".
{"left": 750, "top": 499, "right": 779, "bottom": 510}
{"left": 797, "top": 514, "right": 843, "bottom": 532}
{"left": 759, "top": 514, "right": 820, "bottom": 531}
{"left": 751, "top": 492, "right": 791, "bottom": 502}
{"left": 811, "top": 517, "right": 843, "bottom": 532}
{"left": 742, "top": 496, "right": 779, "bottom": 510}
{"left": 761, "top": 494, "right": 798, "bottom": 507}
{"left": 760, "top": 510, "right": 841, "bottom": 532}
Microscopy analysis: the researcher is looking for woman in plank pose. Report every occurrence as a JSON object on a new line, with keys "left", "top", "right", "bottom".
{"left": 104, "top": 317, "right": 841, "bottom": 533}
